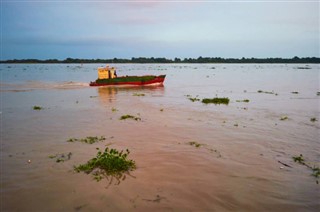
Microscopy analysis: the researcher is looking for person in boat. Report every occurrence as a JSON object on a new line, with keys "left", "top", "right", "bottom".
{"left": 114, "top": 70, "right": 117, "bottom": 78}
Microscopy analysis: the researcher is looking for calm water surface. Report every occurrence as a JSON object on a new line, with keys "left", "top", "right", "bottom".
{"left": 1, "top": 63, "right": 319, "bottom": 211}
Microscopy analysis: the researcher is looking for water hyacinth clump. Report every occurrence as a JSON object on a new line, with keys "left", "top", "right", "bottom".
{"left": 33, "top": 106, "right": 42, "bottom": 110}
{"left": 67, "top": 136, "right": 106, "bottom": 144}
{"left": 120, "top": 114, "right": 141, "bottom": 121}
{"left": 202, "top": 97, "right": 230, "bottom": 105}
{"left": 74, "top": 147, "right": 136, "bottom": 181}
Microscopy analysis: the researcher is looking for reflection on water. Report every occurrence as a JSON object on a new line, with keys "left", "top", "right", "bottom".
{"left": 97, "top": 85, "right": 165, "bottom": 103}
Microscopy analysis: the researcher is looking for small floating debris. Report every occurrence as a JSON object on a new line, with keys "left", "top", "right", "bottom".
{"left": 291, "top": 91, "right": 299, "bottom": 94}
{"left": 280, "top": 116, "right": 288, "bottom": 121}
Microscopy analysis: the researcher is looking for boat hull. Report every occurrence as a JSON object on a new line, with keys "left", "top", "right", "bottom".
{"left": 89, "top": 75, "right": 166, "bottom": 87}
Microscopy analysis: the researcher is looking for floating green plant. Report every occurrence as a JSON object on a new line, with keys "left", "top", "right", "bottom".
{"left": 257, "top": 90, "right": 277, "bottom": 95}
{"left": 293, "top": 154, "right": 320, "bottom": 182}
{"left": 49, "top": 152, "right": 72, "bottom": 163}
{"left": 310, "top": 117, "right": 317, "bottom": 122}
{"left": 188, "top": 141, "right": 202, "bottom": 148}
{"left": 202, "top": 97, "right": 229, "bottom": 105}
{"left": 293, "top": 154, "right": 305, "bottom": 163}
{"left": 185, "top": 95, "right": 200, "bottom": 102}
{"left": 133, "top": 93, "right": 145, "bottom": 96}
{"left": 236, "top": 99, "right": 249, "bottom": 103}
{"left": 120, "top": 115, "right": 141, "bottom": 121}
{"left": 33, "top": 106, "right": 42, "bottom": 110}
{"left": 280, "top": 116, "right": 288, "bottom": 121}
{"left": 74, "top": 147, "right": 136, "bottom": 182}
{"left": 67, "top": 136, "right": 106, "bottom": 144}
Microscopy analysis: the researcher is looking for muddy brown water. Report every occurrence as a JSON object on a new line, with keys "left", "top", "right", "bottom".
{"left": 1, "top": 64, "right": 319, "bottom": 211}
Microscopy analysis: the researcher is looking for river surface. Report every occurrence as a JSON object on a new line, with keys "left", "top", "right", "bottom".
{"left": 1, "top": 63, "right": 319, "bottom": 211}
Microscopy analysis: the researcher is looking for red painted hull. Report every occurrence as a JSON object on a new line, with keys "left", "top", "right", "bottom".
{"left": 89, "top": 75, "right": 166, "bottom": 87}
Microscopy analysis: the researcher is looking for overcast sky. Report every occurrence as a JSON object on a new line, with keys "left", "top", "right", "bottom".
{"left": 1, "top": 0, "right": 319, "bottom": 60}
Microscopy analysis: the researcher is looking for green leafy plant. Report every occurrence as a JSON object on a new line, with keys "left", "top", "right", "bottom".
{"left": 120, "top": 115, "right": 141, "bottom": 121}
{"left": 49, "top": 152, "right": 72, "bottom": 163}
{"left": 67, "top": 136, "right": 106, "bottom": 144}
{"left": 293, "top": 154, "right": 305, "bottom": 164}
{"left": 236, "top": 99, "right": 250, "bottom": 103}
{"left": 33, "top": 106, "right": 42, "bottom": 110}
{"left": 74, "top": 147, "right": 136, "bottom": 182}
{"left": 310, "top": 117, "right": 317, "bottom": 122}
{"left": 202, "top": 98, "right": 229, "bottom": 105}
{"left": 188, "top": 141, "right": 202, "bottom": 148}
{"left": 257, "top": 90, "right": 277, "bottom": 95}
{"left": 133, "top": 93, "right": 145, "bottom": 96}
{"left": 293, "top": 154, "right": 320, "bottom": 182}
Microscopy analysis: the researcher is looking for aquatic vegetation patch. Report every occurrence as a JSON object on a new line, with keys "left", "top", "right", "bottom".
{"left": 236, "top": 99, "right": 250, "bottom": 103}
{"left": 310, "top": 117, "right": 317, "bottom": 122}
{"left": 33, "top": 105, "right": 42, "bottom": 110}
{"left": 67, "top": 136, "right": 106, "bottom": 144}
{"left": 280, "top": 116, "right": 288, "bottom": 121}
{"left": 185, "top": 95, "right": 200, "bottom": 102}
{"left": 292, "top": 154, "right": 320, "bottom": 183}
{"left": 49, "top": 152, "right": 72, "bottom": 163}
{"left": 120, "top": 114, "right": 141, "bottom": 121}
{"left": 186, "top": 141, "right": 222, "bottom": 157}
{"left": 257, "top": 90, "right": 278, "bottom": 95}
{"left": 133, "top": 93, "right": 145, "bottom": 96}
{"left": 188, "top": 141, "right": 202, "bottom": 148}
{"left": 74, "top": 147, "right": 136, "bottom": 182}
{"left": 202, "top": 97, "right": 230, "bottom": 105}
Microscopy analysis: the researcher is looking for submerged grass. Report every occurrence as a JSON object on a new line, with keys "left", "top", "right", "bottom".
{"left": 202, "top": 97, "right": 230, "bottom": 105}
{"left": 67, "top": 136, "right": 106, "bottom": 144}
{"left": 74, "top": 147, "right": 136, "bottom": 182}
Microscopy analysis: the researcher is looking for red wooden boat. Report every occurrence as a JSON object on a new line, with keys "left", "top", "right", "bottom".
{"left": 89, "top": 65, "right": 166, "bottom": 86}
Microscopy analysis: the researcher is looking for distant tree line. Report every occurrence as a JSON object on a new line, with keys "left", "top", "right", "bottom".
{"left": 1, "top": 56, "right": 319, "bottom": 64}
